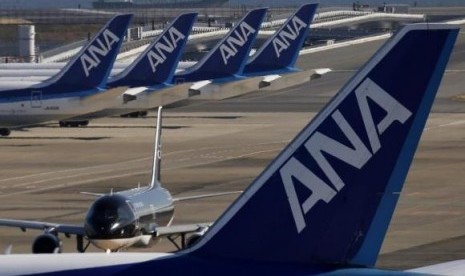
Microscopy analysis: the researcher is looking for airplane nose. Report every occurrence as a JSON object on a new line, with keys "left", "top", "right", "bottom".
{"left": 84, "top": 195, "right": 138, "bottom": 239}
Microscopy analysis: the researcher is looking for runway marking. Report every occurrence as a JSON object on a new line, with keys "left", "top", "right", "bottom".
{"left": 0, "top": 142, "right": 287, "bottom": 197}
{"left": 0, "top": 140, "right": 287, "bottom": 184}
{"left": 424, "top": 120, "right": 465, "bottom": 131}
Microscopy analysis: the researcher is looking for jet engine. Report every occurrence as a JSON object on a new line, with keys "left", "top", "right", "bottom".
{"left": 32, "top": 233, "right": 62, "bottom": 253}
{"left": 0, "top": 128, "right": 11, "bottom": 136}
{"left": 185, "top": 227, "right": 209, "bottom": 248}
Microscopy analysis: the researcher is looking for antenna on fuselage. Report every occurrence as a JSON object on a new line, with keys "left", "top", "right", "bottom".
{"left": 149, "top": 106, "right": 163, "bottom": 189}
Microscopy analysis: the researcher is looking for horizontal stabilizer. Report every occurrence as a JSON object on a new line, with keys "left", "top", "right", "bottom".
{"left": 80, "top": 191, "right": 105, "bottom": 197}
{"left": 146, "top": 83, "right": 194, "bottom": 108}
{"left": 80, "top": 86, "right": 129, "bottom": 108}
{"left": 190, "top": 76, "right": 264, "bottom": 100}
{"left": 173, "top": 191, "right": 242, "bottom": 202}
{"left": 259, "top": 68, "right": 331, "bottom": 90}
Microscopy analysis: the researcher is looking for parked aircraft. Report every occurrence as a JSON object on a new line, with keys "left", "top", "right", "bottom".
{"left": 243, "top": 3, "right": 328, "bottom": 90}
{"left": 0, "top": 106, "right": 239, "bottom": 253}
{"left": 57, "top": 8, "right": 267, "bottom": 125}
{"left": 190, "top": 3, "right": 330, "bottom": 99}
{"left": 0, "top": 22, "right": 459, "bottom": 275}
{"left": 171, "top": 8, "right": 266, "bottom": 85}
{"left": 0, "top": 14, "right": 133, "bottom": 136}
{"left": 58, "top": 12, "right": 197, "bottom": 127}
{"left": 59, "top": 5, "right": 327, "bottom": 125}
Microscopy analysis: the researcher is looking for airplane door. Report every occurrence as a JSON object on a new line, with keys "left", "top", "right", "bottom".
{"left": 31, "top": 91, "right": 42, "bottom": 108}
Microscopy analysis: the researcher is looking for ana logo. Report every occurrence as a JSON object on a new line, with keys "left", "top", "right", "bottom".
{"left": 220, "top": 22, "right": 256, "bottom": 65}
{"left": 272, "top": 16, "right": 307, "bottom": 58}
{"left": 147, "top": 26, "right": 186, "bottom": 73}
{"left": 280, "top": 78, "right": 412, "bottom": 233}
{"left": 80, "top": 29, "right": 120, "bottom": 77}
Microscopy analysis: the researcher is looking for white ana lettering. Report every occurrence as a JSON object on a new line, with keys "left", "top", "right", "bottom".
{"left": 220, "top": 22, "right": 255, "bottom": 65}
{"left": 355, "top": 78, "right": 412, "bottom": 154}
{"left": 272, "top": 16, "right": 307, "bottom": 58}
{"left": 80, "top": 29, "right": 120, "bottom": 77}
{"left": 305, "top": 110, "right": 372, "bottom": 191}
{"left": 280, "top": 157, "right": 337, "bottom": 233}
{"left": 281, "top": 77, "right": 412, "bottom": 233}
{"left": 148, "top": 27, "right": 185, "bottom": 73}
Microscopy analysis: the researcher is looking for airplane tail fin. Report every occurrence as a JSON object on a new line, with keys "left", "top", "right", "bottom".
{"left": 244, "top": 3, "right": 317, "bottom": 74}
{"left": 189, "top": 24, "right": 458, "bottom": 267}
{"left": 109, "top": 13, "right": 197, "bottom": 88}
{"left": 41, "top": 14, "right": 132, "bottom": 92}
{"left": 176, "top": 8, "right": 266, "bottom": 81}
{"left": 149, "top": 106, "right": 163, "bottom": 189}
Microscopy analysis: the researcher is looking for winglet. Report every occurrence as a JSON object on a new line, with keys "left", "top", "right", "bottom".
{"left": 244, "top": 4, "right": 317, "bottom": 75}
{"left": 188, "top": 24, "right": 458, "bottom": 267}
{"left": 109, "top": 13, "right": 197, "bottom": 88}
{"left": 149, "top": 106, "right": 163, "bottom": 188}
{"left": 174, "top": 8, "right": 267, "bottom": 82}
{"left": 41, "top": 14, "right": 132, "bottom": 92}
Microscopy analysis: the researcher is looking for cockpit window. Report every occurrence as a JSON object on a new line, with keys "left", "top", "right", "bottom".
{"left": 84, "top": 195, "right": 137, "bottom": 239}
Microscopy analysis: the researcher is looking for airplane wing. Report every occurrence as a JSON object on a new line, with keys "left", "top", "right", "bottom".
{"left": 0, "top": 218, "right": 84, "bottom": 236}
{"left": 173, "top": 191, "right": 242, "bottom": 202}
{"left": 155, "top": 223, "right": 211, "bottom": 250}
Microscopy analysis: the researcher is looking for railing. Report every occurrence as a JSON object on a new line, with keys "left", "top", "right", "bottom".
{"left": 300, "top": 33, "right": 392, "bottom": 55}
{"left": 312, "top": 12, "right": 424, "bottom": 28}
{"left": 39, "top": 10, "right": 425, "bottom": 63}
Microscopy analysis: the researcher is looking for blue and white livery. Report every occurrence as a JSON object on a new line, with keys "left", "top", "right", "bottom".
{"left": 244, "top": 3, "right": 330, "bottom": 91}
{"left": 125, "top": 8, "right": 266, "bottom": 111}
{"left": 172, "top": 8, "right": 267, "bottom": 84}
{"left": 0, "top": 23, "right": 459, "bottom": 275}
{"left": 59, "top": 12, "right": 197, "bottom": 125}
{"left": 191, "top": 4, "right": 330, "bottom": 99}
{"left": 0, "top": 14, "right": 132, "bottom": 136}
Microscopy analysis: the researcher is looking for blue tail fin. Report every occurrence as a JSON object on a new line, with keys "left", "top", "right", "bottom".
{"left": 244, "top": 3, "right": 317, "bottom": 75}
{"left": 41, "top": 14, "right": 132, "bottom": 92}
{"left": 109, "top": 13, "right": 197, "bottom": 88}
{"left": 189, "top": 24, "right": 458, "bottom": 267}
{"left": 174, "top": 8, "right": 266, "bottom": 82}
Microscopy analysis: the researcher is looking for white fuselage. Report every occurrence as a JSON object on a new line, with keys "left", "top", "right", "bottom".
{"left": 0, "top": 95, "right": 91, "bottom": 128}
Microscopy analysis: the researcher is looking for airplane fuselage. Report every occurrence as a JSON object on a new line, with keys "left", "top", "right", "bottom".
{"left": 84, "top": 186, "right": 174, "bottom": 251}
{"left": 0, "top": 86, "right": 103, "bottom": 129}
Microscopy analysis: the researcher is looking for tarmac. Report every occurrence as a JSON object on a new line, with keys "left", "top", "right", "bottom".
{"left": 1, "top": 24, "right": 465, "bottom": 271}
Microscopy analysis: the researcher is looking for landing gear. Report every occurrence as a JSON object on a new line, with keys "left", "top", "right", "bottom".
{"left": 76, "top": 235, "right": 90, "bottom": 253}
{"left": 120, "top": 111, "right": 148, "bottom": 118}
{"left": 0, "top": 128, "right": 11, "bottom": 136}
{"left": 59, "top": 120, "right": 89, "bottom": 127}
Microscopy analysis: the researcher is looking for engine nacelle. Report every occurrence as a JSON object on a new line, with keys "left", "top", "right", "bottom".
{"left": 0, "top": 128, "right": 11, "bottom": 136}
{"left": 185, "top": 227, "right": 208, "bottom": 248}
{"left": 32, "top": 233, "right": 62, "bottom": 254}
